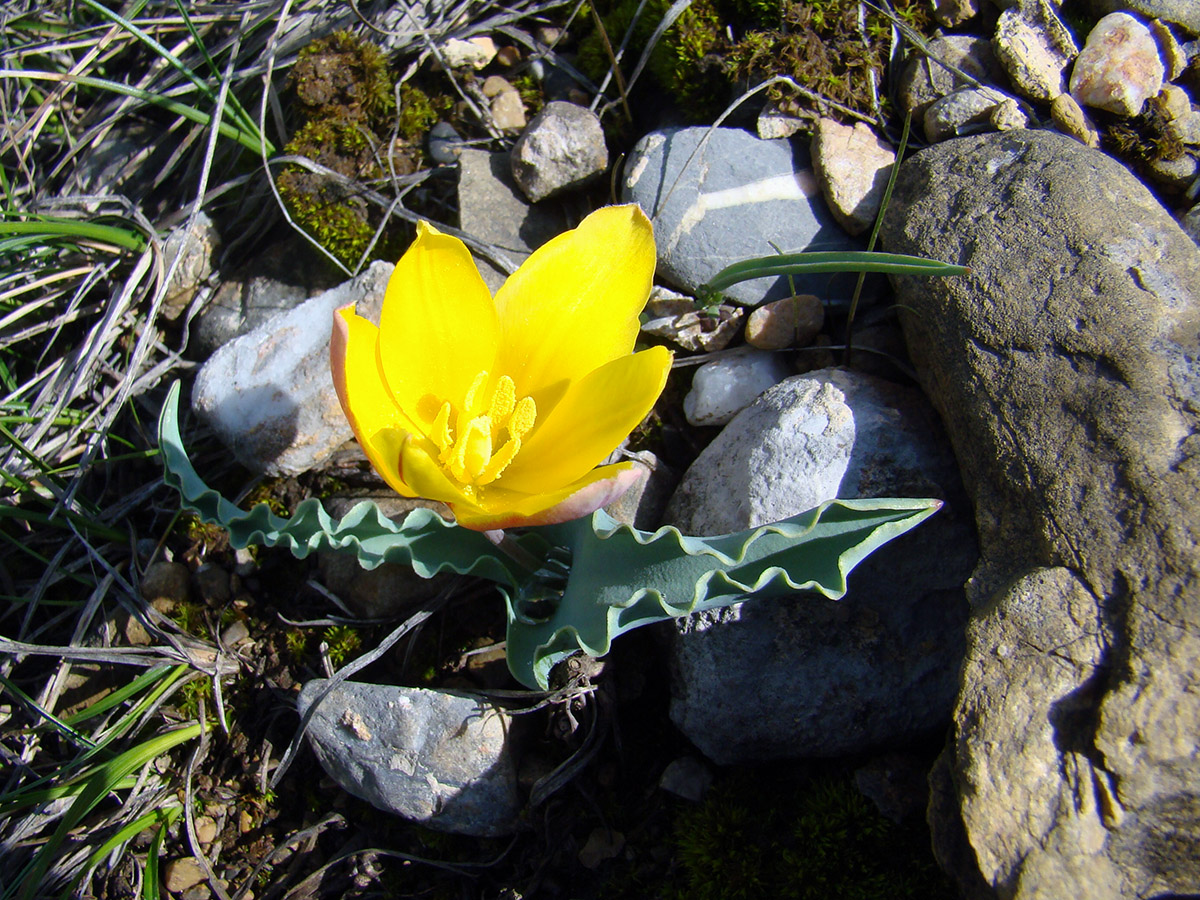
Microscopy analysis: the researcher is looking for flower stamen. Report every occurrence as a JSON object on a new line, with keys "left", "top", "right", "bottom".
{"left": 432, "top": 370, "right": 536, "bottom": 488}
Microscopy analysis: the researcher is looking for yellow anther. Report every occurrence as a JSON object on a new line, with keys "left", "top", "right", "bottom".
{"left": 463, "top": 370, "right": 489, "bottom": 416}
{"left": 488, "top": 375, "right": 516, "bottom": 424}
{"left": 508, "top": 396, "right": 536, "bottom": 442}
{"left": 447, "top": 415, "right": 493, "bottom": 483}
{"left": 477, "top": 437, "right": 520, "bottom": 485}
{"left": 430, "top": 401, "right": 454, "bottom": 458}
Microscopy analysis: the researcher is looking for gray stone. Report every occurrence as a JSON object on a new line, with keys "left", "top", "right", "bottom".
{"left": 924, "top": 87, "right": 1016, "bottom": 142}
{"left": 681, "top": 347, "right": 792, "bottom": 427}
{"left": 601, "top": 449, "right": 676, "bottom": 531}
{"left": 192, "top": 261, "right": 393, "bottom": 475}
{"left": 1181, "top": 202, "right": 1200, "bottom": 245}
{"left": 428, "top": 122, "right": 465, "bottom": 164}
{"left": 664, "top": 369, "right": 975, "bottom": 764}
{"left": 457, "top": 148, "right": 563, "bottom": 294}
{"left": 897, "top": 35, "right": 1006, "bottom": 118}
{"left": 1144, "top": 151, "right": 1200, "bottom": 191}
{"left": 992, "top": 0, "right": 1079, "bottom": 102}
{"left": 640, "top": 287, "right": 743, "bottom": 353}
{"left": 620, "top": 127, "right": 864, "bottom": 306}
{"left": 191, "top": 236, "right": 339, "bottom": 359}
{"left": 510, "top": 102, "right": 607, "bottom": 202}
{"left": 810, "top": 119, "right": 895, "bottom": 236}
{"left": 1082, "top": 0, "right": 1200, "bottom": 35}
{"left": 756, "top": 101, "right": 805, "bottom": 140}
{"left": 1070, "top": 13, "right": 1165, "bottom": 117}
{"left": 297, "top": 679, "right": 521, "bottom": 836}
{"left": 881, "top": 128, "right": 1200, "bottom": 899}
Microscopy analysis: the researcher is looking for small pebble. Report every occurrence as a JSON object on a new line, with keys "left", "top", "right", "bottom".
{"left": 810, "top": 119, "right": 895, "bottom": 236}
{"left": 440, "top": 36, "right": 496, "bottom": 69}
{"left": 534, "top": 26, "right": 561, "bottom": 46}
{"left": 490, "top": 90, "right": 526, "bottom": 132}
{"left": 682, "top": 347, "right": 792, "bottom": 427}
{"left": 924, "top": 87, "right": 1012, "bottom": 142}
{"left": 194, "top": 815, "right": 218, "bottom": 845}
{"left": 141, "top": 560, "right": 191, "bottom": 605}
{"left": 578, "top": 828, "right": 625, "bottom": 869}
{"left": 1149, "top": 19, "right": 1187, "bottom": 80}
{"left": 193, "top": 564, "right": 230, "bottom": 604}
{"left": 510, "top": 101, "right": 607, "bottom": 202}
{"left": 219, "top": 619, "right": 250, "bottom": 647}
{"left": 745, "top": 295, "right": 825, "bottom": 351}
{"left": 495, "top": 45, "right": 521, "bottom": 67}
{"left": 239, "top": 808, "right": 255, "bottom": 834}
{"left": 163, "top": 857, "right": 206, "bottom": 894}
{"left": 932, "top": 0, "right": 979, "bottom": 27}
{"left": 659, "top": 756, "right": 713, "bottom": 802}
{"left": 1051, "top": 93, "right": 1101, "bottom": 148}
{"left": 481, "top": 75, "right": 514, "bottom": 98}
{"left": 427, "top": 122, "right": 465, "bottom": 165}
{"left": 1070, "top": 13, "right": 1165, "bottom": 117}
{"left": 641, "top": 290, "right": 744, "bottom": 353}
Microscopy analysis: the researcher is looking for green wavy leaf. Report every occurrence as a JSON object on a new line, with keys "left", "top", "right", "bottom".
{"left": 157, "top": 382, "right": 520, "bottom": 585}
{"left": 506, "top": 500, "right": 942, "bottom": 689}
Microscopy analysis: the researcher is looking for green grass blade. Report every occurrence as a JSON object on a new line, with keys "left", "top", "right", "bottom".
{"left": 0, "top": 219, "right": 146, "bottom": 252}
{"left": 704, "top": 250, "right": 969, "bottom": 298}
{"left": 61, "top": 665, "right": 184, "bottom": 727}
{"left": 14, "top": 723, "right": 204, "bottom": 900}
{"left": 143, "top": 814, "right": 169, "bottom": 900}
{"left": 0, "top": 70, "right": 270, "bottom": 156}
{"left": 61, "top": 805, "right": 182, "bottom": 900}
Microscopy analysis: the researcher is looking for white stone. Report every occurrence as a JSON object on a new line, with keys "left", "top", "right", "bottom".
{"left": 1070, "top": 13, "right": 1164, "bottom": 117}
{"left": 192, "top": 261, "right": 393, "bottom": 475}
{"left": 682, "top": 347, "right": 791, "bottom": 427}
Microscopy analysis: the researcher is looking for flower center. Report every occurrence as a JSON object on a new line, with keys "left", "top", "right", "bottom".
{"left": 429, "top": 371, "right": 536, "bottom": 489}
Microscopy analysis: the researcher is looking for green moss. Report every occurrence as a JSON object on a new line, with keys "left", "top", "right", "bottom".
{"left": 323, "top": 624, "right": 363, "bottom": 667}
{"left": 668, "top": 772, "right": 955, "bottom": 900}
{"left": 291, "top": 30, "right": 394, "bottom": 127}
{"left": 396, "top": 83, "right": 448, "bottom": 141}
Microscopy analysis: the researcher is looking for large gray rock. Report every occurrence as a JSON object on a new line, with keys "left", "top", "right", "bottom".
{"left": 665, "top": 368, "right": 976, "bottom": 763}
{"left": 297, "top": 679, "right": 522, "bottom": 836}
{"left": 620, "top": 127, "right": 864, "bottom": 306}
{"left": 881, "top": 129, "right": 1200, "bottom": 900}
{"left": 192, "top": 261, "right": 392, "bottom": 475}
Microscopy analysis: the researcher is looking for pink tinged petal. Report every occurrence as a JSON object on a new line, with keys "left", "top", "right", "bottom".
{"left": 450, "top": 462, "right": 643, "bottom": 531}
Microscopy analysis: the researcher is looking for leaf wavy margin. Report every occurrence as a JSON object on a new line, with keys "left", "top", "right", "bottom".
{"left": 506, "top": 500, "right": 942, "bottom": 689}
{"left": 157, "top": 382, "right": 520, "bottom": 585}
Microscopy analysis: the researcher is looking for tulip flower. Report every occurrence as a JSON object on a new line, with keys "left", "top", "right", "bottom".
{"left": 331, "top": 204, "right": 672, "bottom": 531}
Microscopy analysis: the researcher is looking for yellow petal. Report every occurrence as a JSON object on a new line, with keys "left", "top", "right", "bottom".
{"left": 452, "top": 462, "right": 643, "bottom": 530}
{"left": 493, "top": 205, "right": 655, "bottom": 406}
{"left": 399, "top": 435, "right": 476, "bottom": 507}
{"left": 377, "top": 222, "right": 500, "bottom": 428}
{"left": 498, "top": 345, "right": 671, "bottom": 494}
{"left": 330, "top": 305, "right": 419, "bottom": 497}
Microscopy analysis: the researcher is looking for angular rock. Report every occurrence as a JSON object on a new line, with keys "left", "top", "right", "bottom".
{"left": 924, "top": 86, "right": 1016, "bottom": 142}
{"left": 191, "top": 236, "right": 339, "bottom": 359}
{"left": 440, "top": 36, "right": 496, "bottom": 69}
{"left": 510, "top": 102, "right": 607, "bottom": 202}
{"left": 490, "top": 89, "right": 526, "bottom": 132}
{"left": 1070, "top": 13, "right": 1165, "bottom": 117}
{"left": 756, "top": 101, "right": 805, "bottom": 140}
{"left": 810, "top": 119, "right": 895, "bottom": 236}
{"left": 641, "top": 287, "right": 743, "bottom": 352}
{"left": 297, "top": 679, "right": 521, "bottom": 836}
{"left": 681, "top": 347, "right": 792, "bottom": 427}
{"left": 664, "top": 368, "right": 975, "bottom": 764}
{"left": 992, "top": 0, "right": 1079, "bottom": 102}
{"left": 621, "top": 126, "right": 863, "bottom": 306}
{"left": 744, "top": 294, "right": 824, "bottom": 350}
{"left": 897, "top": 35, "right": 1006, "bottom": 118}
{"left": 192, "top": 261, "right": 392, "bottom": 475}
{"left": 457, "top": 148, "right": 561, "bottom": 293}
{"left": 881, "top": 128, "right": 1200, "bottom": 900}
{"left": 427, "top": 121, "right": 466, "bottom": 164}
{"left": 1149, "top": 18, "right": 1187, "bottom": 81}
{"left": 933, "top": 0, "right": 981, "bottom": 28}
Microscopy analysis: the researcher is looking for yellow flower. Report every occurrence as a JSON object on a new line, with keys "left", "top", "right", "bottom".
{"left": 330, "top": 204, "right": 672, "bottom": 531}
